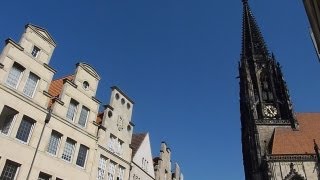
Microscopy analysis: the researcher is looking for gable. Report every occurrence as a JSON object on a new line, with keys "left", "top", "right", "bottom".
{"left": 26, "top": 24, "right": 56, "bottom": 46}
{"left": 132, "top": 133, "right": 155, "bottom": 178}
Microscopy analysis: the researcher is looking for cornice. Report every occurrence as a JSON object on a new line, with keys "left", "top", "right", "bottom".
{"left": 43, "top": 63, "right": 57, "bottom": 74}
{"left": 267, "top": 154, "right": 317, "bottom": 162}
{"left": 104, "top": 104, "right": 114, "bottom": 110}
{"left": 92, "top": 96, "right": 101, "bottom": 104}
{"left": 63, "top": 78, "right": 77, "bottom": 88}
{"left": 111, "top": 86, "right": 134, "bottom": 104}
{"left": 98, "top": 144, "right": 131, "bottom": 165}
{"left": 256, "top": 119, "right": 292, "bottom": 125}
{"left": 5, "top": 38, "right": 24, "bottom": 51}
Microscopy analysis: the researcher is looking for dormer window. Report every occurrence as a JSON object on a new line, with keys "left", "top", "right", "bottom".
{"left": 31, "top": 45, "right": 40, "bottom": 58}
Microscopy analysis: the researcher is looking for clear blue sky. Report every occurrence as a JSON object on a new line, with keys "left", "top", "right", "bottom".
{"left": 0, "top": 0, "right": 319, "bottom": 179}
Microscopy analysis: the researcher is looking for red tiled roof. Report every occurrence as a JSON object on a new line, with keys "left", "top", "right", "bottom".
{"left": 131, "top": 133, "right": 147, "bottom": 157}
{"left": 48, "top": 75, "right": 74, "bottom": 107}
{"left": 96, "top": 112, "right": 104, "bottom": 124}
{"left": 272, "top": 113, "right": 320, "bottom": 155}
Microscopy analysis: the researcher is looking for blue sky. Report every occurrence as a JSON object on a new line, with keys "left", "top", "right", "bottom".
{"left": 0, "top": 0, "right": 319, "bottom": 179}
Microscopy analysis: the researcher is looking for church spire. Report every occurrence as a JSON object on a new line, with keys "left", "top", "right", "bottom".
{"left": 239, "top": 1, "right": 298, "bottom": 179}
{"left": 241, "top": 0, "right": 269, "bottom": 58}
{"left": 239, "top": 0, "right": 296, "bottom": 125}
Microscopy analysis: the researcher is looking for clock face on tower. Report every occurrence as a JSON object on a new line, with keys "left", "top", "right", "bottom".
{"left": 263, "top": 105, "right": 277, "bottom": 118}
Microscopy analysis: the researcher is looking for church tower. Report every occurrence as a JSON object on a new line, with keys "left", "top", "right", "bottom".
{"left": 239, "top": 0, "right": 298, "bottom": 179}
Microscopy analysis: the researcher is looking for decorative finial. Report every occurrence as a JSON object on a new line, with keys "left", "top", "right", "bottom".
{"left": 289, "top": 163, "right": 294, "bottom": 171}
{"left": 242, "top": 0, "right": 248, "bottom": 4}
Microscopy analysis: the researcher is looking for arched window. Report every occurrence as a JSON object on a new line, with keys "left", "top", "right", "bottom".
{"left": 260, "top": 72, "right": 273, "bottom": 102}
{"left": 284, "top": 163, "right": 305, "bottom": 180}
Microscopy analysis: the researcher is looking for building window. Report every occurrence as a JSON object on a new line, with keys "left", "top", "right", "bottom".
{"left": 0, "top": 106, "right": 18, "bottom": 135}
{"left": 97, "top": 156, "right": 107, "bottom": 180}
{"left": 66, "top": 99, "right": 78, "bottom": 121}
{"left": 47, "top": 130, "right": 62, "bottom": 156}
{"left": 117, "top": 166, "right": 125, "bottom": 180}
{"left": 142, "top": 158, "right": 148, "bottom": 172}
{"left": 6, "top": 63, "right": 25, "bottom": 89}
{"left": 107, "top": 162, "right": 116, "bottom": 180}
{"left": 23, "top": 72, "right": 39, "bottom": 98}
{"left": 107, "top": 135, "right": 123, "bottom": 157}
{"left": 61, "top": 138, "right": 76, "bottom": 162}
{"left": 108, "top": 135, "right": 117, "bottom": 153}
{"left": 76, "top": 144, "right": 89, "bottom": 168}
{"left": 16, "top": 116, "right": 35, "bottom": 143}
{"left": 31, "top": 46, "right": 41, "bottom": 58}
{"left": 82, "top": 81, "right": 89, "bottom": 90}
{"left": 78, "top": 106, "right": 89, "bottom": 127}
{"left": 116, "top": 139, "right": 123, "bottom": 157}
{"left": 0, "top": 160, "right": 20, "bottom": 180}
{"left": 38, "top": 172, "right": 52, "bottom": 180}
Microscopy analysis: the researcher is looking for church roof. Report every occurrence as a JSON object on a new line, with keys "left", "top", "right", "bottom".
{"left": 271, "top": 113, "right": 320, "bottom": 155}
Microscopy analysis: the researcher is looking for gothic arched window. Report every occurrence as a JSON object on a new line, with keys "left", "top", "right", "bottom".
{"left": 260, "top": 72, "right": 273, "bottom": 102}
{"left": 284, "top": 163, "right": 305, "bottom": 180}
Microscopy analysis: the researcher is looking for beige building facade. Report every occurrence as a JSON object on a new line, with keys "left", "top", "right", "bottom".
{"left": 0, "top": 24, "right": 182, "bottom": 180}
{"left": 153, "top": 142, "right": 183, "bottom": 180}
{"left": 130, "top": 133, "right": 155, "bottom": 180}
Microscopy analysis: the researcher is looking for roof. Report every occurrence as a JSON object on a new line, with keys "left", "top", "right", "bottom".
{"left": 271, "top": 113, "right": 320, "bottom": 155}
{"left": 96, "top": 112, "right": 104, "bottom": 124}
{"left": 131, "top": 133, "right": 147, "bottom": 157}
{"left": 48, "top": 75, "right": 74, "bottom": 107}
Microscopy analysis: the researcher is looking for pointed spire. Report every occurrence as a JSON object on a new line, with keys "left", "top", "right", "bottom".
{"left": 241, "top": 0, "right": 269, "bottom": 58}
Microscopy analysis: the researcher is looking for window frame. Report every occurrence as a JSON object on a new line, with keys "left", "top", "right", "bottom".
{"left": 0, "top": 160, "right": 20, "bottom": 180}
{"left": 97, "top": 155, "right": 107, "bottom": 180}
{"left": 15, "top": 116, "right": 36, "bottom": 144}
{"left": 61, "top": 138, "right": 76, "bottom": 163}
{"left": 107, "top": 161, "right": 116, "bottom": 180}
{"left": 66, "top": 99, "right": 79, "bottom": 122}
{"left": 0, "top": 106, "right": 18, "bottom": 136}
{"left": 78, "top": 106, "right": 89, "bottom": 128}
{"left": 76, "top": 144, "right": 89, "bottom": 168}
{"left": 117, "top": 166, "right": 125, "bottom": 180}
{"left": 31, "top": 45, "right": 41, "bottom": 58}
{"left": 38, "top": 171, "right": 52, "bottom": 180}
{"left": 5, "top": 63, "right": 25, "bottom": 89}
{"left": 23, "top": 72, "right": 40, "bottom": 98}
{"left": 46, "top": 130, "right": 62, "bottom": 156}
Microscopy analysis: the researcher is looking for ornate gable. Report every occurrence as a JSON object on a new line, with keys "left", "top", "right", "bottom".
{"left": 284, "top": 163, "right": 305, "bottom": 180}
{"left": 26, "top": 24, "right": 56, "bottom": 46}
